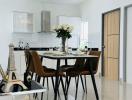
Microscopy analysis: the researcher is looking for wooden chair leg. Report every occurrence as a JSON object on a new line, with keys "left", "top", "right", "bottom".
{"left": 66, "top": 76, "right": 71, "bottom": 95}
{"left": 43, "top": 77, "right": 45, "bottom": 86}
{"left": 84, "top": 75, "right": 87, "bottom": 93}
{"left": 51, "top": 77, "right": 55, "bottom": 93}
{"left": 75, "top": 76, "right": 79, "bottom": 100}
{"left": 60, "top": 77, "right": 67, "bottom": 100}
{"left": 47, "top": 77, "right": 49, "bottom": 90}
{"left": 41, "top": 77, "right": 45, "bottom": 100}
{"left": 35, "top": 74, "right": 37, "bottom": 81}
{"left": 35, "top": 76, "right": 41, "bottom": 99}
{"left": 80, "top": 75, "right": 85, "bottom": 92}
{"left": 50, "top": 77, "right": 61, "bottom": 100}
{"left": 55, "top": 76, "right": 61, "bottom": 99}
{"left": 65, "top": 76, "right": 68, "bottom": 92}
{"left": 51, "top": 77, "right": 55, "bottom": 91}
{"left": 31, "top": 72, "right": 34, "bottom": 80}
{"left": 75, "top": 76, "right": 77, "bottom": 84}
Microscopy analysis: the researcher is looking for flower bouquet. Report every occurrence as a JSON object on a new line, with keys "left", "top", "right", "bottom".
{"left": 54, "top": 24, "right": 73, "bottom": 52}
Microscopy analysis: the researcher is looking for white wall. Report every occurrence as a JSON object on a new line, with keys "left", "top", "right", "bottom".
{"left": 80, "top": 0, "right": 132, "bottom": 81}
{"left": 126, "top": 6, "right": 132, "bottom": 84}
{"left": 0, "top": 0, "right": 80, "bottom": 70}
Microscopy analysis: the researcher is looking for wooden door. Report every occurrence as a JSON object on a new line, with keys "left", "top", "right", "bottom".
{"left": 103, "top": 9, "right": 120, "bottom": 80}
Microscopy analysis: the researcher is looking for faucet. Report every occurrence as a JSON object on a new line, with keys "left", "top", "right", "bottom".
{"left": 24, "top": 42, "right": 30, "bottom": 50}
{"left": 18, "top": 40, "right": 23, "bottom": 49}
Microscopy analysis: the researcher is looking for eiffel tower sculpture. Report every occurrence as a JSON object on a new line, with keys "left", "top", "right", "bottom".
{"left": 0, "top": 43, "right": 27, "bottom": 92}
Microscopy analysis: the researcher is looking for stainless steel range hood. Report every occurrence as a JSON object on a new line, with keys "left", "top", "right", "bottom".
{"left": 38, "top": 11, "right": 51, "bottom": 33}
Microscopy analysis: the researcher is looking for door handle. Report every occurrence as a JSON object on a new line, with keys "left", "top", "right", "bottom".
{"left": 102, "top": 45, "right": 105, "bottom": 48}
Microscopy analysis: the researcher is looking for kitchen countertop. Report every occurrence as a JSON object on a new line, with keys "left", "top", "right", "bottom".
{"left": 14, "top": 47, "right": 78, "bottom": 51}
{"left": 14, "top": 47, "right": 98, "bottom": 51}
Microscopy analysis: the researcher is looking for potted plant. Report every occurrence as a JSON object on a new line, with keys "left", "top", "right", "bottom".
{"left": 54, "top": 24, "right": 73, "bottom": 52}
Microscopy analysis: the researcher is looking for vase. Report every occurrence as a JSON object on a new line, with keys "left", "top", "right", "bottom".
{"left": 61, "top": 37, "right": 68, "bottom": 52}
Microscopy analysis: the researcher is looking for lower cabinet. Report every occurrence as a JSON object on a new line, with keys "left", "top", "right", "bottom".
{"left": 14, "top": 51, "right": 26, "bottom": 75}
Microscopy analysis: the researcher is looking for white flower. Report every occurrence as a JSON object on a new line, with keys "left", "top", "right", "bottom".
{"left": 63, "top": 25, "right": 68, "bottom": 30}
{"left": 69, "top": 26, "right": 74, "bottom": 32}
{"left": 57, "top": 25, "right": 62, "bottom": 30}
{"left": 54, "top": 24, "right": 73, "bottom": 33}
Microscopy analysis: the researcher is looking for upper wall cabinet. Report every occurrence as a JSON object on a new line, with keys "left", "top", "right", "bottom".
{"left": 41, "top": 11, "right": 51, "bottom": 32}
{"left": 13, "top": 11, "right": 33, "bottom": 33}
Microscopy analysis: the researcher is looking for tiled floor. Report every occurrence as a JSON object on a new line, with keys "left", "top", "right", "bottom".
{"left": 1, "top": 76, "right": 132, "bottom": 100}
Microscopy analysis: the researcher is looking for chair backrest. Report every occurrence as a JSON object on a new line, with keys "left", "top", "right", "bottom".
{"left": 85, "top": 51, "right": 101, "bottom": 74}
{"left": 30, "top": 51, "right": 45, "bottom": 76}
{"left": 24, "top": 50, "right": 35, "bottom": 73}
{"left": 74, "top": 58, "right": 85, "bottom": 67}
{"left": 89, "top": 51, "right": 101, "bottom": 57}
{"left": 24, "top": 50, "right": 30, "bottom": 67}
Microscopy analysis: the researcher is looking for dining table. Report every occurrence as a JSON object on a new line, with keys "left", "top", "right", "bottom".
{"left": 39, "top": 51, "right": 99, "bottom": 100}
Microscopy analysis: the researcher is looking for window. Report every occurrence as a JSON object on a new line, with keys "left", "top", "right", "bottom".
{"left": 80, "top": 21, "right": 88, "bottom": 49}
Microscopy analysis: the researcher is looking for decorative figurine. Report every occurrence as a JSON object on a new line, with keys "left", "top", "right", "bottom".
{"left": 0, "top": 43, "right": 27, "bottom": 92}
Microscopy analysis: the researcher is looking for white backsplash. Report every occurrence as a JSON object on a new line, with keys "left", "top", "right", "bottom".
{"left": 12, "top": 32, "right": 60, "bottom": 48}
{"left": 12, "top": 32, "right": 79, "bottom": 48}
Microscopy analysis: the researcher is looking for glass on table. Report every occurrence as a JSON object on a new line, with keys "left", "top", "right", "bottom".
{"left": 49, "top": 48, "right": 53, "bottom": 51}
{"left": 68, "top": 47, "right": 72, "bottom": 54}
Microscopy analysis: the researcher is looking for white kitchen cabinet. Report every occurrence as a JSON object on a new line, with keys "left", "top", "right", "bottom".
{"left": 20, "top": 55, "right": 27, "bottom": 74}
{"left": 13, "top": 11, "right": 33, "bottom": 33}
{"left": 14, "top": 51, "right": 26, "bottom": 75}
{"left": 14, "top": 51, "right": 21, "bottom": 74}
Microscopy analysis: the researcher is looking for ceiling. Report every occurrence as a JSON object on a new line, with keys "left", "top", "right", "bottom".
{"left": 38, "top": 0, "right": 85, "bottom": 4}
